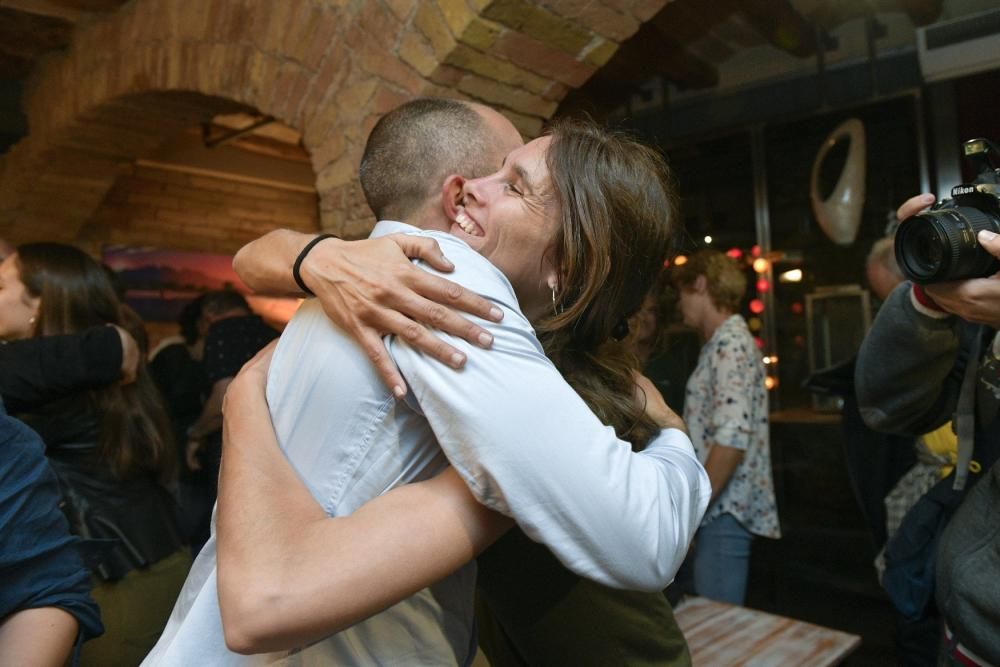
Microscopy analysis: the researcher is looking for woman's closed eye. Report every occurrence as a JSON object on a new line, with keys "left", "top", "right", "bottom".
{"left": 504, "top": 182, "right": 522, "bottom": 196}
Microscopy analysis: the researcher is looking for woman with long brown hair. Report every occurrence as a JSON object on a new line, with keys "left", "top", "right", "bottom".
{"left": 0, "top": 242, "right": 190, "bottom": 665}
{"left": 160, "top": 118, "right": 709, "bottom": 664}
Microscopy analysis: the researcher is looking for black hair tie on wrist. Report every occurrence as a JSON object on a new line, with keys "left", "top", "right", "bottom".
{"left": 293, "top": 233, "right": 337, "bottom": 296}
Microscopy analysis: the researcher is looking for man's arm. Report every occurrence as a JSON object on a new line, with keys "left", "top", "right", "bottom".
{"left": 232, "top": 229, "right": 504, "bottom": 396}
{"left": 216, "top": 345, "right": 512, "bottom": 653}
{"left": 389, "top": 271, "right": 709, "bottom": 591}
{"left": 0, "top": 325, "right": 137, "bottom": 412}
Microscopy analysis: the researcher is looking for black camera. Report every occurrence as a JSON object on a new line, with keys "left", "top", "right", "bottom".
{"left": 895, "top": 138, "right": 1000, "bottom": 284}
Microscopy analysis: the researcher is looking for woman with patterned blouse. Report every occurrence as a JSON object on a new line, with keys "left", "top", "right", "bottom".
{"left": 673, "top": 250, "right": 780, "bottom": 605}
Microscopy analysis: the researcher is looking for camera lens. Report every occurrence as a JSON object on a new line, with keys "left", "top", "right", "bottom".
{"left": 895, "top": 206, "right": 1000, "bottom": 284}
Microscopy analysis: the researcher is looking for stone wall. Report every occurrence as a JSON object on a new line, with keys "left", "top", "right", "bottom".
{"left": 88, "top": 163, "right": 319, "bottom": 254}
{"left": 0, "top": 0, "right": 672, "bottom": 249}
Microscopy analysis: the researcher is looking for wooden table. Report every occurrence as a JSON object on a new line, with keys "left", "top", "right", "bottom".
{"left": 675, "top": 596, "right": 861, "bottom": 667}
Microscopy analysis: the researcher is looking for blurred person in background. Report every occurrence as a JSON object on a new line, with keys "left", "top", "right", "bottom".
{"left": 149, "top": 296, "right": 210, "bottom": 546}
{"left": 0, "top": 242, "right": 189, "bottom": 666}
{"left": 673, "top": 250, "right": 780, "bottom": 605}
{"left": 182, "top": 290, "right": 277, "bottom": 555}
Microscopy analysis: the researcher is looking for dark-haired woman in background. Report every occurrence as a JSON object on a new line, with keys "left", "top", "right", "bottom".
{"left": 0, "top": 243, "right": 190, "bottom": 665}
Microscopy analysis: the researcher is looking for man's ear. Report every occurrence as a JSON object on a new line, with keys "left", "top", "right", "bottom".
{"left": 441, "top": 174, "right": 466, "bottom": 222}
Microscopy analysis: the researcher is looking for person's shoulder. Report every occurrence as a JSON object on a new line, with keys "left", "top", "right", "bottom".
{"left": 407, "top": 229, "right": 518, "bottom": 305}
{"left": 1, "top": 413, "right": 47, "bottom": 475}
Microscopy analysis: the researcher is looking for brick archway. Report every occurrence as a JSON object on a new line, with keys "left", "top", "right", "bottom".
{"left": 0, "top": 0, "right": 670, "bottom": 246}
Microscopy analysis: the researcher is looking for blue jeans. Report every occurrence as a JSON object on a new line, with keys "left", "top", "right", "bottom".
{"left": 693, "top": 513, "right": 754, "bottom": 605}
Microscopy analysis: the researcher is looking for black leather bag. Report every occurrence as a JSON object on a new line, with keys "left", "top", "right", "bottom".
{"left": 49, "top": 455, "right": 185, "bottom": 581}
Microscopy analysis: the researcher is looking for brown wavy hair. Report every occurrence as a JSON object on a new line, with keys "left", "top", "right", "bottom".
{"left": 17, "top": 243, "right": 175, "bottom": 482}
{"left": 537, "top": 119, "right": 678, "bottom": 448}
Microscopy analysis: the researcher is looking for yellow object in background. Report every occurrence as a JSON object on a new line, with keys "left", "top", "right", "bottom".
{"left": 921, "top": 422, "right": 958, "bottom": 478}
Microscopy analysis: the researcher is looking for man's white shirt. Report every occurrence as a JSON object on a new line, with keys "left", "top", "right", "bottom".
{"left": 143, "top": 221, "right": 709, "bottom": 666}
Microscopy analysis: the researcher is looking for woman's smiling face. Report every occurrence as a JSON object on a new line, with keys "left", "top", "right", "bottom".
{"left": 449, "top": 136, "right": 562, "bottom": 320}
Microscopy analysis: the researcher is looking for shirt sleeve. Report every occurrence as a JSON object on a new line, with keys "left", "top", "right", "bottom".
{"left": 706, "top": 334, "right": 755, "bottom": 451}
{"left": 0, "top": 327, "right": 121, "bottom": 412}
{"left": 856, "top": 282, "right": 965, "bottom": 436}
{"left": 387, "top": 244, "right": 709, "bottom": 591}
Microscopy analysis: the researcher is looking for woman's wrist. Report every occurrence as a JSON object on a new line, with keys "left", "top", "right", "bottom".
{"left": 294, "top": 234, "right": 339, "bottom": 296}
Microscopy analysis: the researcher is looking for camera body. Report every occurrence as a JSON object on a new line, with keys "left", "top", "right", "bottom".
{"left": 895, "top": 139, "right": 1000, "bottom": 284}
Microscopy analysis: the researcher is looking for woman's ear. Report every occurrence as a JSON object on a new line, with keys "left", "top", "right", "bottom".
{"left": 26, "top": 295, "right": 40, "bottom": 333}
{"left": 441, "top": 174, "right": 466, "bottom": 222}
{"left": 694, "top": 274, "right": 708, "bottom": 294}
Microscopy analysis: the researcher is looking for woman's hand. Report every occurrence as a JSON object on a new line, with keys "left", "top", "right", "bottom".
{"left": 632, "top": 372, "right": 686, "bottom": 432}
{"left": 232, "top": 229, "right": 504, "bottom": 399}
{"left": 299, "top": 235, "right": 503, "bottom": 398}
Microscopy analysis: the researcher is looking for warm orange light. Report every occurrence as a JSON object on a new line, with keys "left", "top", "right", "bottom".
{"left": 749, "top": 298, "right": 765, "bottom": 314}
{"left": 748, "top": 317, "right": 762, "bottom": 332}
{"left": 673, "top": 255, "right": 688, "bottom": 266}
{"left": 756, "top": 278, "right": 770, "bottom": 293}
{"left": 765, "top": 376, "right": 778, "bottom": 390}
{"left": 752, "top": 258, "right": 769, "bottom": 273}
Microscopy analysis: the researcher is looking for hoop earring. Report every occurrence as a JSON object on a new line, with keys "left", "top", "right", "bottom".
{"left": 551, "top": 286, "right": 564, "bottom": 315}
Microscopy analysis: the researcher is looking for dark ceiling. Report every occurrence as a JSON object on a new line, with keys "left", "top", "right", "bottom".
{"left": 561, "top": 0, "right": 952, "bottom": 115}
{"left": 0, "top": 0, "right": 989, "bottom": 133}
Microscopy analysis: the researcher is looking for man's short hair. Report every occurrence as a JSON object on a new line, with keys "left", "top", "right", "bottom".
{"left": 359, "top": 98, "right": 499, "bottom": 221}
{"left": 201, "top": 290, "right": 250, "bottom": 317}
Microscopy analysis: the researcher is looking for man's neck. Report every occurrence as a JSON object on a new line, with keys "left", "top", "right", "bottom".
{"left": 404, "top": 199, "right": 450, "bottom": 233}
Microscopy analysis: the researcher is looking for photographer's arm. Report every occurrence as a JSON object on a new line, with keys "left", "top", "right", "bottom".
{"left": 232, "top": 229, "right": 503, "bottom": 396}
{"left": 855, "top": 194, "right": 966, "bottom": 435}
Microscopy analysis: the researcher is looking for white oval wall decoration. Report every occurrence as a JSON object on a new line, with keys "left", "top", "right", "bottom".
{"left": 810, "top": 118, "right": 866, "bottom": 246}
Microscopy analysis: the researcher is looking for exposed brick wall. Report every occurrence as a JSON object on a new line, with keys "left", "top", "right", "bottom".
{"left": 86, "top": 164, "right": 320, "bottom": 254}
{"left": 0, "top": 0, "right": 673, "bottom": 247}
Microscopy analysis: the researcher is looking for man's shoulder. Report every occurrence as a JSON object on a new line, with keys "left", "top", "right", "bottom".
{"left": 400, "top": 229, "right": 521, "bottom": 311}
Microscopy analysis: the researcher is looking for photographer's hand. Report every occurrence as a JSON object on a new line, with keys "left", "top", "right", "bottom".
{"left": 896, "top": 193, "right": 936, "bottom": 222}
{"left": 895, "top": 193, "right": 1000, "bottom": 327}
{"left": 924, "top": 229, "right": 1000, "bottom": 328}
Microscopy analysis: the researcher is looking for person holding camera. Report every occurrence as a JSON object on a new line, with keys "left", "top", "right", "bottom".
{"left": 856, "top": 188, "right": 1000, "bottom": 666}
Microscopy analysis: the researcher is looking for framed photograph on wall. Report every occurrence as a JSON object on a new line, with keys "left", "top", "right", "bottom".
{"left": 102, "top": 245, "right": 300, "bottom": 332}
